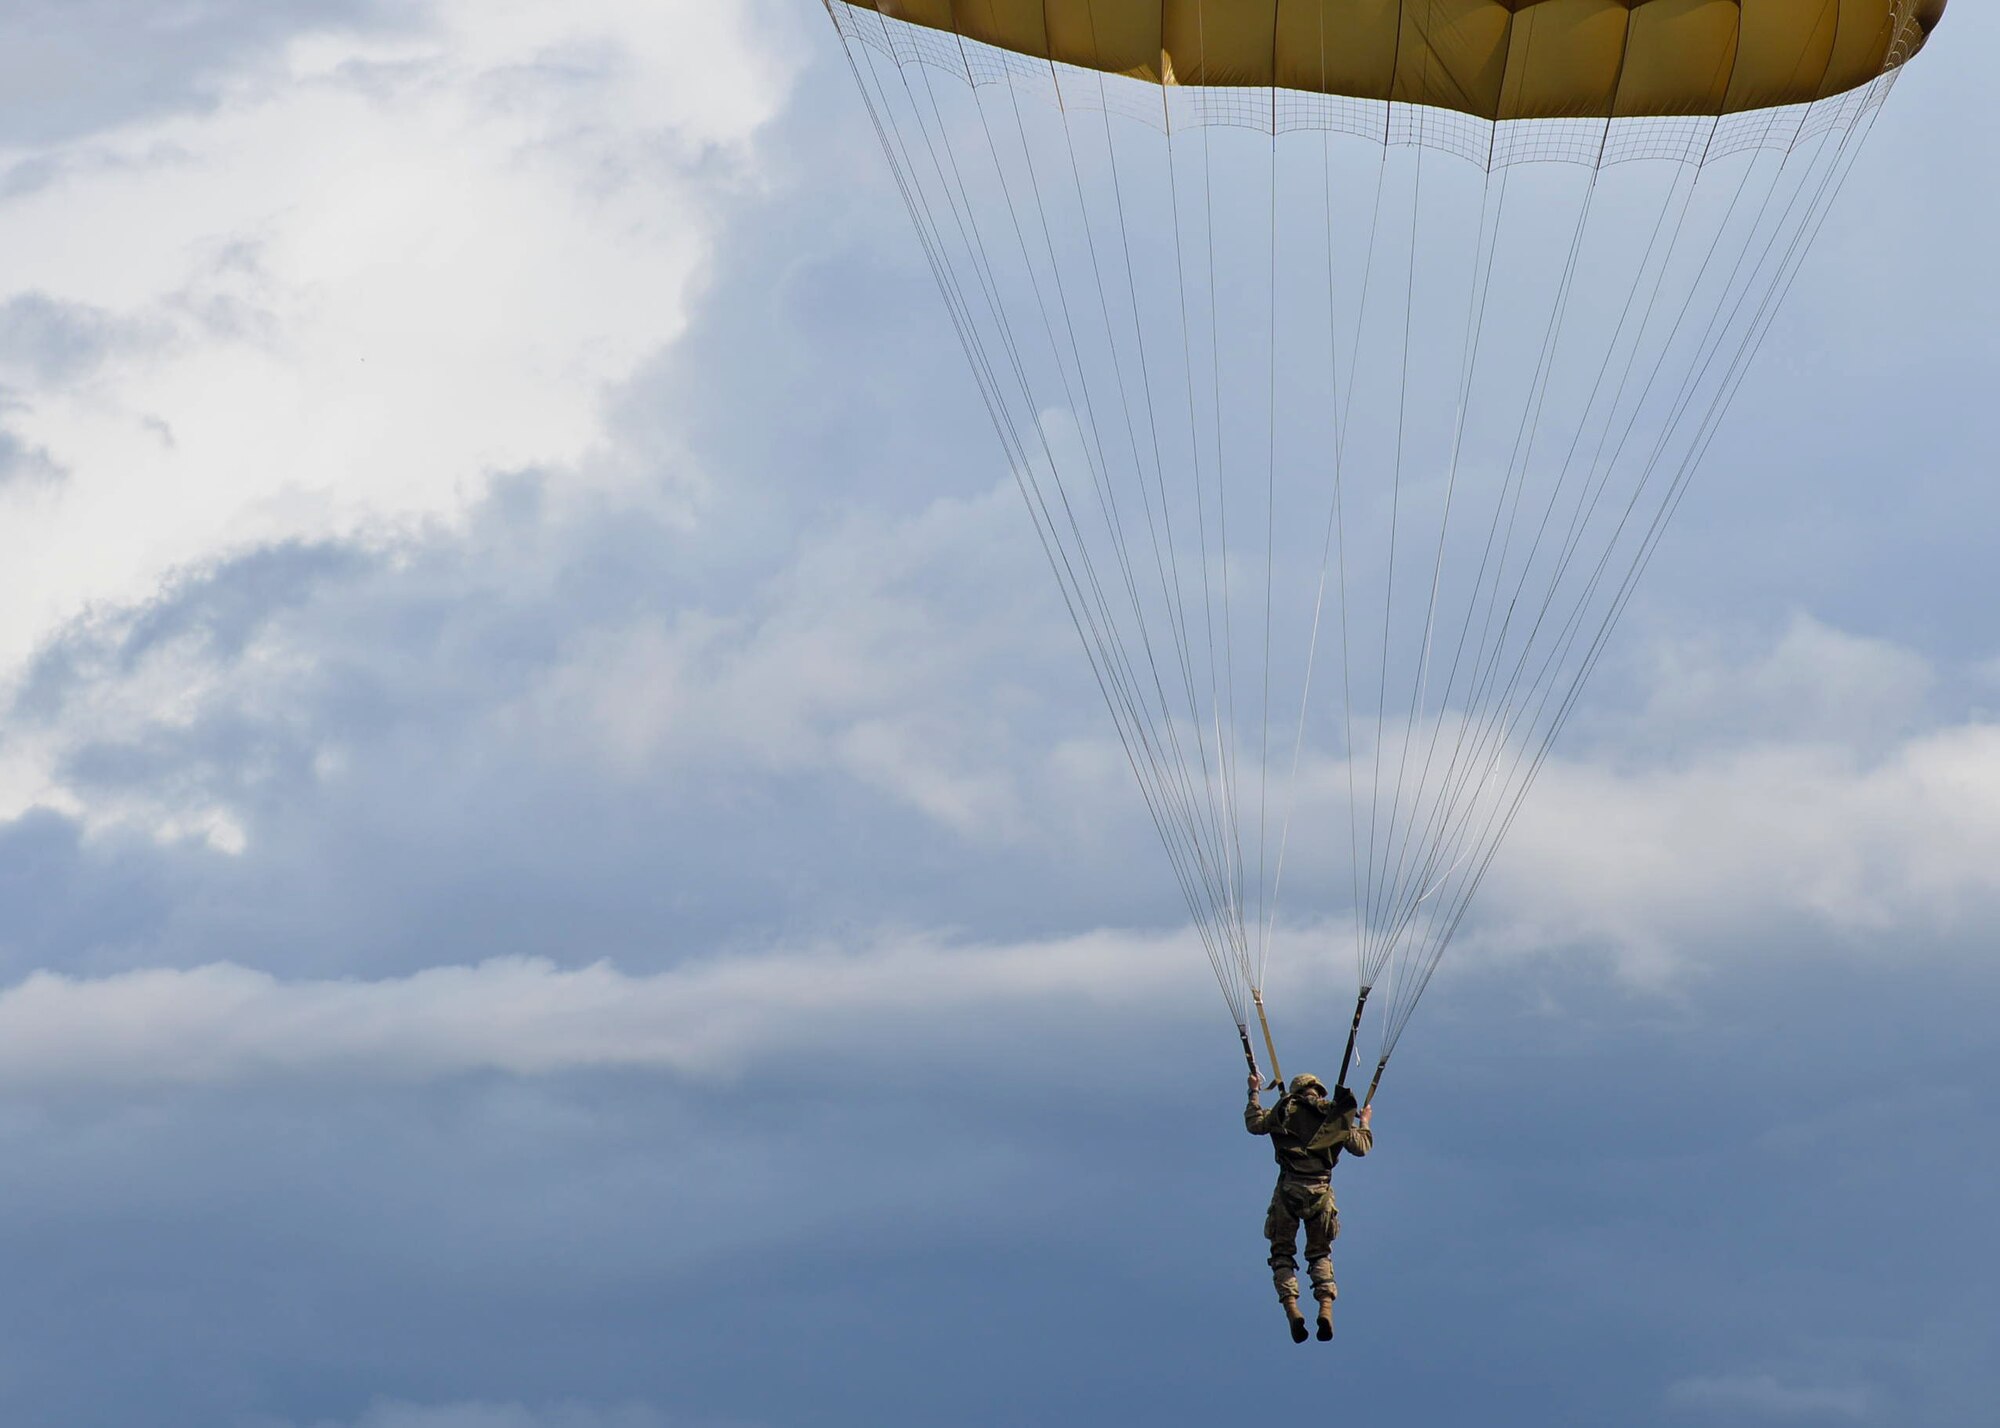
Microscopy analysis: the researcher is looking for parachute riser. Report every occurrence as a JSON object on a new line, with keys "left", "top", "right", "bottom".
{"left": 1236, "top": 1023, "right": 1269, "bottom": 1092}
{"left": 1363, "top": 1056, "right": 1388, "bottom": 1111}
{"left": 1334, "top": 985, "right": 1372, "bottom": 1092}
{"left": 1251, "top": 990, "right": 1284, "bottom": 1090}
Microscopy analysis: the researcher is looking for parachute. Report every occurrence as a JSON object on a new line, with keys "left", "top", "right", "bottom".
{"left": 823, "top": 1, "right": 1946, "bottom": 1099}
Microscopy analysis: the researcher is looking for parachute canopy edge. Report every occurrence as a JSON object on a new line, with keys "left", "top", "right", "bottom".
{"left": 836, "top": 0, "right": 1946, "bottom": 122}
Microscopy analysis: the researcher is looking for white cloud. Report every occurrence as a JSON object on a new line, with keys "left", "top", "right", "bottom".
{"left": 0, "top": 0, "right": 798, "bottom": 669}
{"left": 1617, "top": 613, "right": 1935, "bottom": 755}
{"left": 1481, "top": 715, "right": 2000, "bottom": 977}
{"left": 1667, "top": 1371, "right": 1872, "bottom": 1420}
{"left": 0, "top": 926, "right": 1216, "bottom": 1091}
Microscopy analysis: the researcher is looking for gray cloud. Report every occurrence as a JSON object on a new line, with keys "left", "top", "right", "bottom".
{"left": 0, "top": 293, "right": 136, "bottom": 384}
{"left": 8, "top": 449, "right": 1995, "bottom": 996}
{"left": 0, "top": 6, "right": 1987, "bottom": 1428}
{"left": 0, "top": 425, "right": 63, "bottom": 485}
{"left": 0, "top": 453, "right": 1153, "bottom": 983}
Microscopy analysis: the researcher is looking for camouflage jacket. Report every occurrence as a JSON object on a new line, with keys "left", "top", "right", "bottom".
{"left": 1245, "top": 1094, "right": 1373, "bottom": 1182}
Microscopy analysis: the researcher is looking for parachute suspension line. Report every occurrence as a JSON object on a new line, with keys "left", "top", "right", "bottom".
{"left": 1364, "top": 154, "right": 1504, "bottom": 987}
{"left": 1375, "top": 140, "right": 1781, "bottom": 1040}
{"left": 845, "top": 14, "right": 1245, "bottom": 1015}
{"left": 927, "top": 43, "right": 1190, "bottom": 889}
{"left": 1359, "top": 137, "right": 1425, "bottom": 981}
{"left": 1127, "top": 12, "right": 1253, "bottom": 1006}
{"left": 973, "top": 51, "right": 1178, "bottom": 817}
{"left": 1153, "top": 79, "right": 1260, "bottom": 1009}
{"left": 1158, "top": 107, "right": 1248, "bottom": 962}
{"left": 1193, "top": 0, "right": 1255, "bottom": 993}
{"left": 1078, "top": 64, "right": 1277, "bottom": 1032}
{"left": 1365, "top": 162, "right": 1514, "bottom": 968}
{"left": 1430, "top": 167, "right": 1605, "bottom": 784}
{"left": 1356, "top": 156, "right": 1610, "bottom": 1035}
{"left": 1368, "top": 155, "right": 1695, "bottom": 990}
{"left": 1378, "top": 150, "right": 1696, "bottom": 1052}
{"left": 1256, "top": 0, "right": 1394, "bottom": 1003}
{"left": 1367, "top": 161, "right": 1511, "bottom": 925}
{"left": 1338, "top": 147, "right": 1393, "bottom": 990}
{"left": 1362, "top": 0, "right": 1453, "bottom": 987}
{"left": 1160, "top": 97, "right": 1232, "bottom": 926}
{"left": 1391, "top": 113, "right": 1889, "bottom": 1068}
{"left": 1377, "top": 145, "right": 1743, "bottom": 1013}
{"left": 1256, "top": 130, "right": 1333, "bottom": 981}
{"left": 1368, "top": 147, "right": 1536, "bottom": 992}
{"left": 1371, "top": 155, "right": 1693, "bottom": 1047}
{"left": 1025, "top": 48, "right": 1251, "bottom": 963}
{"left": 1379, "top": 31, "right": 1893, "bottom": 1048}
{"left": 1254, "top": 113, "right": 1280, "bottom": 996}
{"left": 1378, "top": 83, "right": 1895, "bottom": 1067}
{"left": 991, "top": 54, "right": 1256, "bottom": 968}
{"left": 1088, "top": 33, "right": 1304, "bottom": 1012}
{"left": 839, "top": 21, "right": 1183, "bottom": 953}
{"left": 1075, "top": 52, "right": 1230, "bottom": 944}
{"left": 982, "top": 76, "right": 1262, "bottom": 1008}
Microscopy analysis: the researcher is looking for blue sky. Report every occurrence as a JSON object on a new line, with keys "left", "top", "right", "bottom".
{"left": 0, "top": 4, "right": 1992, "bottom": 1426}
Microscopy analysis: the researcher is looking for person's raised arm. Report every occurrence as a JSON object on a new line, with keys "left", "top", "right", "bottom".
{"left": 1245, "top": 1069, "right": 1281, "bottom": 1134}
{"left": 1342, "top": 1103, "right": 1374, "bottom": 1157}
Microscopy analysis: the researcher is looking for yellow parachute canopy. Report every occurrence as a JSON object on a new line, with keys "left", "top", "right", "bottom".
{"left": 835, "top": 0, "right": 1945, "bottom": 120}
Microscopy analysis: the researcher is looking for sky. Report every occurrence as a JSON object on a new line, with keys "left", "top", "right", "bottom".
{"left": 0, "top": 3, "right": 1992, "bottom": 1426}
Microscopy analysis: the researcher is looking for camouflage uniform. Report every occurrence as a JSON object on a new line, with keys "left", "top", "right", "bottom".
{"left": 1245, "top": 1074, "right": 1372, "bottom": 1316}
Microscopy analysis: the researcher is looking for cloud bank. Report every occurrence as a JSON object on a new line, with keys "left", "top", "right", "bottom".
{"left": 0, "top": 929, "right": 1196, "bottom": 1090}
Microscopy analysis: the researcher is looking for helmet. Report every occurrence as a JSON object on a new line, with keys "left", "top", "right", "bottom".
{"left": 1287, "top": 1073, "right": 1327, "bottom": 1098}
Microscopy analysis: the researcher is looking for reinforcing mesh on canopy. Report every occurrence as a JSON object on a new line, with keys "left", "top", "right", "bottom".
{"left": 829, "top": 2, "right": 1905, "bottom": 1089}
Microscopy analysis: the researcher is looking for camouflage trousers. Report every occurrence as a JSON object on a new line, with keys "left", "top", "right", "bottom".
{"left": 1264, "top": 1176, "right": 1339, "bottom": 1306}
